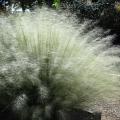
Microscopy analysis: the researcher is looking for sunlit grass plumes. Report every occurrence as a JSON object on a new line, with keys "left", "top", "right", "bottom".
{"left": 0, "top": 7, "right": 120, "bottom": 119}
{"left": 15, "top": 8, "right": 120, "bottom": 106}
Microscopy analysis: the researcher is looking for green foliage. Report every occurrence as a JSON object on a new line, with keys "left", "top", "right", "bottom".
{"left": 53, "top": 0, "right": 60, "bottom": 8}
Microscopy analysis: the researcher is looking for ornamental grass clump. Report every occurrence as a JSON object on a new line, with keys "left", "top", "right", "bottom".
{"left": 0, "top": 7, "right": 120, "bottom": 120}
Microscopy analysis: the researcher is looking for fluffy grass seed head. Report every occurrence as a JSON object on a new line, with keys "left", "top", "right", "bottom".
{"left": 0, "top": 7, "right": 120, "bottom": 119}
{"left": 14, "top": 8, "right": 120, "bottom": 108}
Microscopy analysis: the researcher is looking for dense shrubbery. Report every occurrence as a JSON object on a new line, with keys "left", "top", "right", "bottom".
{"left": 72, "top": 0, "right": 115, "bottom": 19}
{"left": 69, "top": 0, "right": 120, "bottom": 44}
{"left": 0, "top": 0, "right": 57, "bottom": 12}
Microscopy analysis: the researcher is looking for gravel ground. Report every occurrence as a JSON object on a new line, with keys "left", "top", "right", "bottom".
{"left": 89, "top": 100, "right": 120, "bottom": 120}
{"left": 101, "top": 101, "right": 120, "bottom": 120}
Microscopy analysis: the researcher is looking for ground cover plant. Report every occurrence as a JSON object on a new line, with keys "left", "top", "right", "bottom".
{"left": 0, "top": 7, "right": 120, "bottom": 120}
